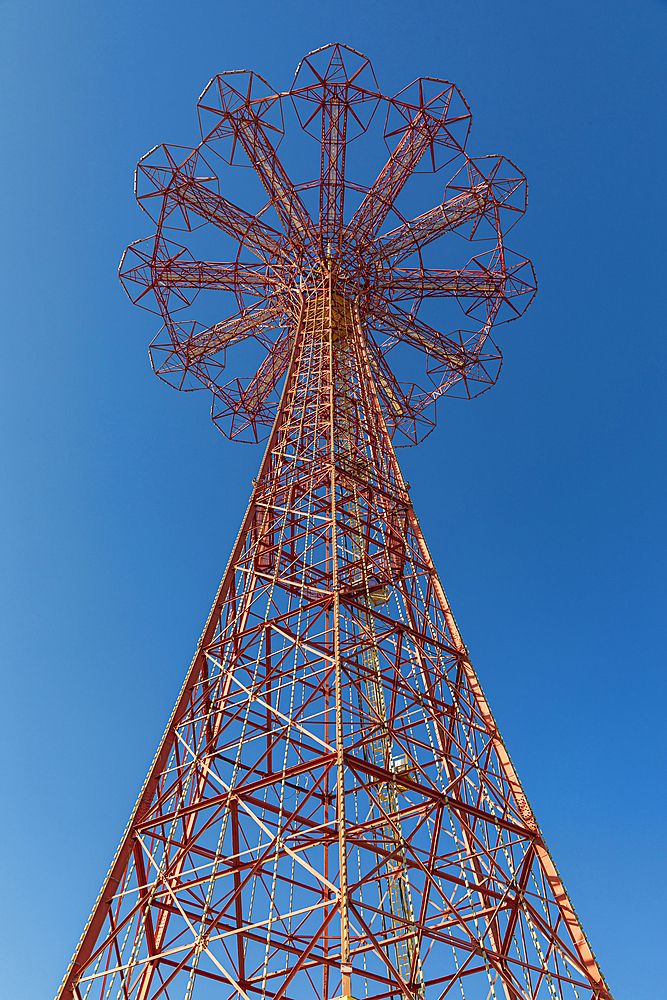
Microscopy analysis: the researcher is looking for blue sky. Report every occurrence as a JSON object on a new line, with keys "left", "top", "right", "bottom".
{"left": 1, "top": 1, "right": 665, "bottom": 997}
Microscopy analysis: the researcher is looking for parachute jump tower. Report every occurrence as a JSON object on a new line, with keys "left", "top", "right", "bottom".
{"left": 57, "top": 44, "right": 612, "bottom": 1000}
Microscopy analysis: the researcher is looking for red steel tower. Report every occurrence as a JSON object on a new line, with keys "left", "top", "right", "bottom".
{"left": 57, "top": 45, "right": 611, "bottom": 1000}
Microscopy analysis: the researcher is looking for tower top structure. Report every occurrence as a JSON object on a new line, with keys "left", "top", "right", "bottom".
{"left": 121, "top": 42, "right": 535, "bottom": 444}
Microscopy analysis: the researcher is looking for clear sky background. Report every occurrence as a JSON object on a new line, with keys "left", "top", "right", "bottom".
{"left": 1, "top": 1, "right": 665, "bottom": 997}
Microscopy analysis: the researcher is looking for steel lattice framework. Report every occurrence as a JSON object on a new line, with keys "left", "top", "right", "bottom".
{"left": 57, "top": 44, "right": 611, "bottom": 1000}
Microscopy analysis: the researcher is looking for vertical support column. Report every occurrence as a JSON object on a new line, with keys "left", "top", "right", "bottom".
{"left": 328, "top": 271, "right": 352, "bottom": 1000}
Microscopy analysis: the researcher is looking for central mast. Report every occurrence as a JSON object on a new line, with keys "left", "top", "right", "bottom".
{"left": 306, "top": 267, "right": 422, "bottom": 996}
{"left": 200, "top": 268, "right": 419, "bottom": 996}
